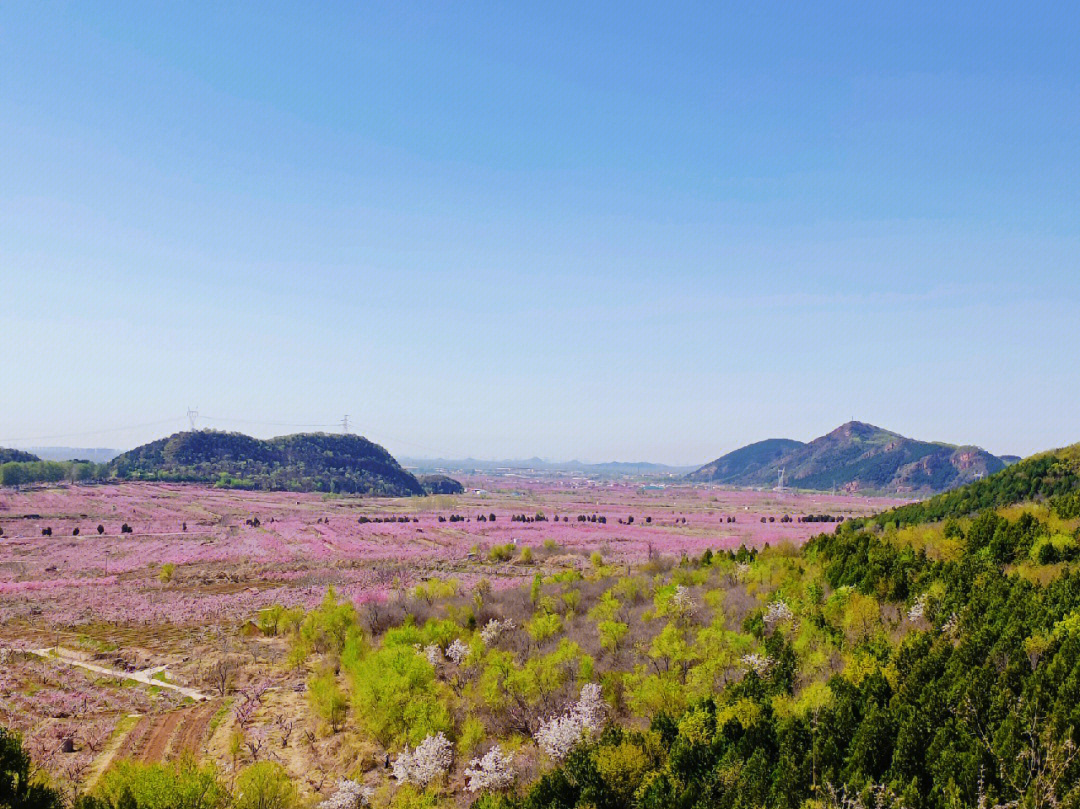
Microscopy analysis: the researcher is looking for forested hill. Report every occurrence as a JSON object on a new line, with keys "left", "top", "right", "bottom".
{"left": 110, "top": 430, "right": 430, "bottom": 495}
{"left": 686, "top": 438, "right": 804, "bottom": 484}
{"left": 688, "top": 421, "right": 1004, "bottom": 494}
{"left": 492, "top": 445, "right": 1080, "bottom": 809}
{"left": 0, "top": 447, "right": 39, "bottom": 463}
{"left": 859, "top": 442, "right": 1080, "bottom": 529}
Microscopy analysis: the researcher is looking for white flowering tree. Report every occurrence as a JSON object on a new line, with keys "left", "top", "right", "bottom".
{"left": 669, "top": 585, "right": 696, "bottom": 622}
{"left": 392, "top": 732, "right": 453, "bottom": 788}
{"left": 446, "top": 638, "right": 469, "bottom": 665}
{"left": 464, "top": 745, "right": 515, "bottom": 792}
{"left": 741, "top": 652, "right": 773, "bottom": 676}
{"left": 534, "top": 683, "right": 606, "bottom": 760}
{"left": 907, "top": 594, "right": 927, "bottom": 622}
{"left": 480, "top": 619, "right": 516, "bottom": 646}
{"left": 318, "top": 779, "right": 373, "bottom": 809}
{"left": 763, "top": 600, "right": 795, "bottom": 631}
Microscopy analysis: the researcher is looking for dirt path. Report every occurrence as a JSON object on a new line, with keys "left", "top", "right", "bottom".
{"left": 139, "top": 710, "right": 184, "bottom": 763}
{"left": 109, "top": 701, "right": 221, "bottom": 766}
{"left": 3, "top": 645, "right": 208, "bottom": 701}
{"left": 173, "top": 700, "right": 220, "bottom": 757}
{"left": 113, "top": 716, "right": 153, "bottom": 761}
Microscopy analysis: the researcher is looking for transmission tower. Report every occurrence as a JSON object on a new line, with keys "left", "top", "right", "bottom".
{"left": 776, "top": 467, "right": 785, "bottom": 492}
{"left": 187, "top": 408, "right": 199, "bottom": 431}
{"left": 341, "top": 415, "right": 350, "bottom": 434}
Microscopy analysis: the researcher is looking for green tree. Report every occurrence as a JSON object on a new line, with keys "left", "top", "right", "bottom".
{"left": 233, "top": 763, "right": 296, "bottom": 809}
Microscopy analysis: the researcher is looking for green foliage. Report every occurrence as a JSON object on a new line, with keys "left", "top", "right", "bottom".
{"left": 529, "top": 573, "right": 543, "bottom": 604}
{"left": 489, "top": 544, "right": 515, "bottom": 563}
{"left": 93, "top": 756, "right": 227, "bottom": 809}
{"left": 0, "top": 728, "right": 62, "bottom": 809}
{"left": 298, "top": 587, "right": 364, "bottom": 657}
{"left": 0, "top": 460, "right": 108, "bottom": 487}
{"left": 506, "top": 493, "right": 1080, "bottom": 809}
{"left": 857, "top": 444, "right": 1080, "bottom": 529}
{"left": 308, "top": 669, "right": 349, "bottom": 732}
{"left": 349, "top": 645, "right": 451, "bottom": 747}
{"left": 233, "top": 762, "right": 296, "bottom": 809}
{"left": 526, "top": 611, "right": 563, "bottom": 644}
{"left": 110, "top": 430, "right": 426, "bottom": 495}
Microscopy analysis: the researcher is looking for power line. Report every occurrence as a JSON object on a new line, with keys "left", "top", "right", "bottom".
{"left": 0, "top": 418, "right": 186, "bottom": 445}
{"left": 197, "top": 416, "right": 338, "bottom": 428}
{"left": 1, "top": 414, "right": 454, "bottom": 459}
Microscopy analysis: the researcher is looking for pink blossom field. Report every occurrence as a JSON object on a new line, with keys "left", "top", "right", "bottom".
{"left": 0, "top": 479, "right": 906, "bottom": 633}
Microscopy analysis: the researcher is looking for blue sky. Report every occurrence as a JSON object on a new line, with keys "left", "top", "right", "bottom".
{"left": 2, "top": 2, "right": 1078, "bottom": 464}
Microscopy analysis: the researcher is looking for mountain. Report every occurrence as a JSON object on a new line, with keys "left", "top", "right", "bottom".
{"left": 685, "top": 438, "right": 804, "bottom": 484}
{"left": 402, "top": 457, "right": 695, "bottom": 477}
{"left": 858, "top": 442, "right": 1080, "bottom": 529}
{"left": 111, "top": 430, "right": 430, "bottom": 496}
{"left": 687, "top": 421, "right": 1006, "bottom": 494}
{"left": 0, "top": 448, "right": 40, "bottom": 464}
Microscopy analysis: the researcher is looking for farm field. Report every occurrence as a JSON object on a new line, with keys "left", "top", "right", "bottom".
{"left": 0, "top": 479, "right": 903, "bottom": 633}
{"left": 0, "top": 478, "right": 903, "bottom": 799}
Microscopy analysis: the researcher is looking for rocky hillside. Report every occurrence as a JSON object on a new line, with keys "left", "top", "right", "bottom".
{"left": 111, "top": 430, "right": 432, "bottom": 496}
{"left": 688, "top": 421, "right": 1006, "bottom": 494}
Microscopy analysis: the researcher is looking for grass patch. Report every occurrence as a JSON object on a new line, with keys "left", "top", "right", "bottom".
{"left": 207, "top": 698, "right": 234, "bottom": 736}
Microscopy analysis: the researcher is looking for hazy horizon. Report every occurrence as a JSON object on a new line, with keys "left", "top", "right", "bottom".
{"left": 3, "top": 2, "right": 1079, "bottom": 465}
{"left": 2, "top": 416, "right": 1036, "bottom": 470}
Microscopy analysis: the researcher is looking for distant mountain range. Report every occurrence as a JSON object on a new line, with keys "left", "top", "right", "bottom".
{"left": 401, "top": 457, "right": 695, "bottom": 477}
{"left": 26, "top": 446, "right": 122, "bottom": 463}
{"left": 110, "top": 430, "right": 460, "bottom": 496}
{"left": 687, "top": 422, "right": 1009, "bottom": 494}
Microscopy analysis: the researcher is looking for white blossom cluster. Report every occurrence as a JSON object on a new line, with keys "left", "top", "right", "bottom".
{"left": 741, "top": 653, "right": 774, "bottom": 675}
{"left": 763, "top": 600, "right": 795, "bottom": 629}
{"left": 480, "top": 619, "right": 516, "bottom": 646}
{"left": 392, "top": 732, "right": 453, "bottom": 787}
{"left": 907, "top": 594, "right": 927, "bottom": 622}
{"left": 446, "top": 638, "right": 470, "bottom": 664}
{"left": 575, "top": 683, "right": 605, "bottom": 730}
{"left": 423, "top": 644, "right": 442, "bottom": 666}
{"left": 534, "top": 684, "right": 606, "bottom": 761}
{"left": 464, "top": 745, "right": 515, "bottom": 793}
{"left": 318, "top": 779, "right": 373, "bottom": 809}
{"left": 670, "top": 585, "right": 696, "bottom": 619}
{"left": 734, "top": 562, "right": 751, "bottom": 582}
{"left": 941, "top": 612, "right": 960, "bottom": 637}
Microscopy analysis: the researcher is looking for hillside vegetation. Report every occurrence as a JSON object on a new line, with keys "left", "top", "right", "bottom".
{"left": 418, "top": 474, "right": 467, "bottom": 495}
{"left": 109, "top": 430, "right": 428, "bottom": 495}
{"left": 688, "top": 422, "right": 1005, "bottom": 494}
{"left": 0, "top": 447, "right": 40, "bottom": 463}
{"left": 860, "top": 443, "right": 1080, "bottom": 529}
{"left": 8, "top": 444, "right": 1080, "bottom": 809}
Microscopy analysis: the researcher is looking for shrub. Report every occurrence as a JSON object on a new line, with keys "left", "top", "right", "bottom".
{"left": 350, "top": 646, "right": 451, "bottom": 747}
{"left": 95, "top": 756, "right": 227, "bottom": 809}
{"left": 308, "top": 670, "right": 349, "bottom": 733}
{"left": 234, "top": 762, "right": 297, "bottom": 809}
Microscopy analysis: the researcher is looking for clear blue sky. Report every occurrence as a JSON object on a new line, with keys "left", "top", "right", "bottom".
{"left": 2, "top": 2, "right": 1078, "bottom": 465}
